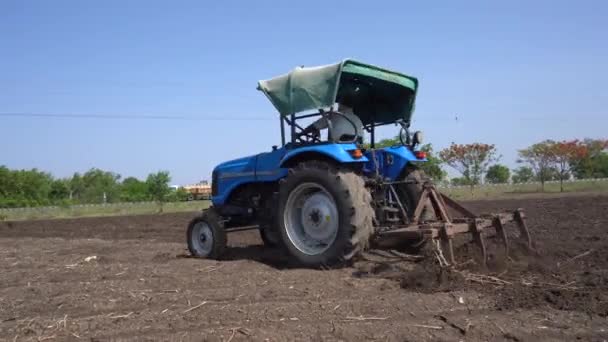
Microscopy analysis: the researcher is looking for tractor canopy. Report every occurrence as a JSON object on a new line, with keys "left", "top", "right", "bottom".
{"left": 257, "top": 59, "right": 419, "bottom": 126}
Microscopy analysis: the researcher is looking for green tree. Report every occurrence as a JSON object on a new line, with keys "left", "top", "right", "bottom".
{"left": 543, "top": 166, "right": 562, "bottom": 181}
{"left": 16, "top": 169, "right": 54, "bottom": 206}
{"left": 166, "top": 187, "right": 190, "bottom": 202}
{"left": 0, "top": 166, "right": 14, "bottom": 200}
{"left": 49, "top": 179, "right": 71, "bottom": 204}
{"left": 512, "top": 166, "right": 535, "bottom": 183}
{"left": 547, "top": 140, "right": 588, "bottom": 192}
{"left": 573, "top": 153, "right": 608, "bottom": 179}
{"left": 571, "top": 139, "right": 608, "bottom": 179}
{"left": 485, "top": 164, "right": 510, "bottom": 184}
{"left": 594, "top": 154, "right": 608, "bottom": 178}
{"left": 120, "top": 177, "right": 149, "bottom": 202}
{"left": 69, "top": 172, "right": 85, "bottom": 201}
{"left": 373, "top": 136, "right": 400, "bottom": 148}
{"left": 0, "top": 167, "right": 54, "bottom": 207}
{"left": 417, "top": 144, "right": 447, "bottom": 182}
{"left": 0, "top": 166, "right": 185, "bottom": 209}
{"left": 450, "top": 177, "right": 469, "bottom": 186}
{"left": 146, "top": 171, "right": 171, "bottom": 212}
{"left": 175, "top": 187, "right": 191, "bottom": 201}
{"left": 81, "top": 168, "right": 121, "bottom": 203}
{"left": 518, "top": 141, "right": 554, "bottom": 191}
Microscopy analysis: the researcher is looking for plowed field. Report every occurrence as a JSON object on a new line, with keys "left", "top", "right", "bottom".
{"left": 1, "top": 194, "right": 607, "bottom": 341}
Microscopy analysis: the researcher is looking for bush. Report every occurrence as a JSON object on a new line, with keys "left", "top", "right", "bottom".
{"left": 486, "top": 164, "right": 510, "bottom": 184}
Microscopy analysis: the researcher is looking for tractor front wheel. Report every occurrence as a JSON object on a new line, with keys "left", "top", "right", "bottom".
{"left": 277, "top": 161, "right": 375, "bottom": 267}
{"left": 186, "top": 207, "right": 227, "bottom": 259}
{"left": 398, "top": 167, "right": 434, "bottom": 221}
{"left": 395, "top": 167, "right": 434, "bottom": 253}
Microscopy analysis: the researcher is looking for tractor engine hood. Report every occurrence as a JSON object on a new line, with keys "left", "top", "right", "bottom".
{"left": 212, "top": 155, "right": 257, "bottom": 179}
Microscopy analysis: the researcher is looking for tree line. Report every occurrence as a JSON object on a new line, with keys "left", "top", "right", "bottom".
{"left": 0, "top": 167, "right": 189, "bottom": 208}
{"left": 371, "top": 137, "right": 607, "bottom": 191}
{"left": 1, "top": 138, "right": 606, "bottom": 208}
{"left": 426, "top": 138, "right": 608, "bottom": 192}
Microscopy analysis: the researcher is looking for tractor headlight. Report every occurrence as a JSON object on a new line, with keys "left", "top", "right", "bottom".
{"left": 413, "top": 131, "right": 423, "bottom": 145}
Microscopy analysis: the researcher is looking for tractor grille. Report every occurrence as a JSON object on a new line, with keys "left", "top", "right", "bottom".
{"left": 211, "top": 170, "right": 218, "bottom": 196}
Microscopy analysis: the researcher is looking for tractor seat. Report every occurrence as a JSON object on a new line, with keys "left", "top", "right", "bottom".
{"left": 329, "top": 111, "right": 363, "bottom": 142}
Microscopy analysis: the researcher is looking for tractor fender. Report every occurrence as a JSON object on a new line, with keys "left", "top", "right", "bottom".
{"left": 279, "top": 143, "right": 368, "bottom": 168}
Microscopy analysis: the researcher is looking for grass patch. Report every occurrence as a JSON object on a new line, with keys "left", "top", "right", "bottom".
{"left": 440, "top": 179, "right": 608, "bottom": 201}
{"left": 0, "top": 201, "right": 210, "bottom": 221}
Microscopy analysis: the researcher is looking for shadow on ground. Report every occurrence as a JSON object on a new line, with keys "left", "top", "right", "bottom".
{"left": 178, "top": 244, "right": 300, "bottom": 269}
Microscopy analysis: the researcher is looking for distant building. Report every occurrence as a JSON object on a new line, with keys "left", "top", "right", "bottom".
{"left": 181, "top": 180, "right": 212, "bottom": 200}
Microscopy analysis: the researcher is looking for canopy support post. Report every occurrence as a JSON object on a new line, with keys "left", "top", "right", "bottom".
{"left": 370, "top": 123, "right": 375, "bottom": 148}
{"left": 290, "top": 113, "right": 296, "bottom": 144}
{"left": 280, "top": 116, "right": 286, "bottom": 146}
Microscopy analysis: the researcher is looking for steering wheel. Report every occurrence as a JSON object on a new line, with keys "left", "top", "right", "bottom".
{"left": 398, "top": 120, "right": 411, "bottom": 146}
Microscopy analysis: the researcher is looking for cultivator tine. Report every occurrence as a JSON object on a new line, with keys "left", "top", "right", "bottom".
{"left": 514, "top": 209, "right": 534, "bottom": 252}
{"left": 441, "top": 236, "right": 455, "bottom": 265}
{"left": 493, "top": 215, "right": 509, "bottom": 257}
{"left": 472, "top": 219, "right": 488, "bottom": 266}
{"left": 434, "top": 222, "right": 455, "bottom": 265}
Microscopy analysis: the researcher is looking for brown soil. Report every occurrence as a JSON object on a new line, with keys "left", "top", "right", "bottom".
{"left": 1, "top": 194, "right": 607, "bottom": 341}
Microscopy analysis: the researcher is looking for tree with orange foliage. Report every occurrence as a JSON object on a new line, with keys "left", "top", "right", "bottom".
{"left": 548, "top": 140, "right": 588, "bottom": 192}
{"left": 439, "top": 143, "right": 499, "bottom": 193}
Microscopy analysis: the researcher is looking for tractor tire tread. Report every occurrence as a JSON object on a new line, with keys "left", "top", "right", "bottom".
{"left": 278, "top": 160, "right": 375, "bottom": 267}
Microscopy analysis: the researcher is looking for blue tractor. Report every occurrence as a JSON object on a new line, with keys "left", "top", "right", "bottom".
{"left": 187, "top": 59, "right": 533, "bottom": 267}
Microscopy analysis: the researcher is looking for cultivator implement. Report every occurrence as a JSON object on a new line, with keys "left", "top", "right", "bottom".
{"left": 377, "top": 182, "right": 534, "bottom": 267}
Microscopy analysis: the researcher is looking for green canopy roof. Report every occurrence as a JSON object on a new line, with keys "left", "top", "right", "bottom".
{"left": 257, "top": 59, "right": 419, "bottom": 125}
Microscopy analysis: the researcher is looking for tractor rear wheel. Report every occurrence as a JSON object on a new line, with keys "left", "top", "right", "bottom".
{"left": 187, "top": 207, "right": 227, "bottom": 259}
{"left": 394, "top": 167, "right": 435, "bottom": 252}
{"left": 277, "top": 161, "right": 375, "bottom": 267}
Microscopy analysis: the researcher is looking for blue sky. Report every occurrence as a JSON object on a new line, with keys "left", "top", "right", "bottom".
{"left": 1, "top": 0, "right": 607, "bottom": 185}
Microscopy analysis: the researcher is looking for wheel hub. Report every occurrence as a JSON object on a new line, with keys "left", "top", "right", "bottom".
{"left": 309, "top": 210, "right": 321, "bottom": 225}
{"left": 301, "top": 193, "right": 337, "bottom": 241}
{"left": 284, "top": 183, "right": 340, "bottom": 256}
{"left": 191, "top": 222, "right": 213, "bottom": 256}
